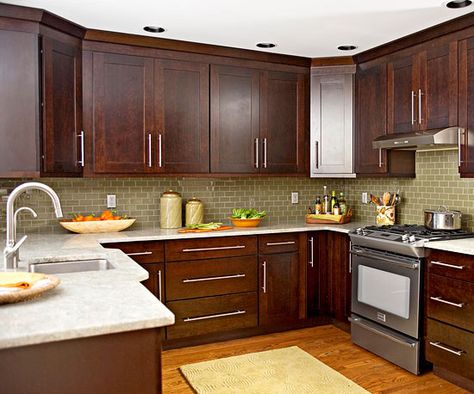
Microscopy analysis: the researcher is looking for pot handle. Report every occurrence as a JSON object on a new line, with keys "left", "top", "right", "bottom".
{"left": 438, "top": 205, "right": 449, "bottom": 212}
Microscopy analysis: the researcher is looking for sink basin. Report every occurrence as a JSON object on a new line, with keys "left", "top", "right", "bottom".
{"left": 29, "top": 259, "right": 114, "bottom": 274}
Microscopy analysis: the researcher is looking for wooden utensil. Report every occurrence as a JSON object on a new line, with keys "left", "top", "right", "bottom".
{"left": 382, "top": 192, "right": 391, "bottom": 206}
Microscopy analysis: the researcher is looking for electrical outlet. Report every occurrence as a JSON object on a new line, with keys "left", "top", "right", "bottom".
{"left": 107, "top": 194, "right": 117, "bottom": 209}
{"left": 361, "top": 192, "right": 368, "bottom": 204}
{"left": 291, "top": 192, "right": 299, "bottom": 204}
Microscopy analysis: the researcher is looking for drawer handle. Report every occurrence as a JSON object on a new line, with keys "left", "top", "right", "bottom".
{"left": 182, "top": 245, "right": 245, "bottom": 253}
{"left": 183, "top": 310, "right": 246, "bottom": 322}
{"left": 266, "top": 241, "right": 296, "bottom": 246}
{"left": 126, "top": 251, "right": 153, "bottom": 256}
{"left": 429, "top": 341, "right": 463, "bottom": 356}
{"left": 183, "top": 273, "right": 246, "bottom": 283}
{"left": 430, "top": 296, "right": 464, "bottom": 308}
{"left": 430, "top": 261, "right": 465, "bottom": 270}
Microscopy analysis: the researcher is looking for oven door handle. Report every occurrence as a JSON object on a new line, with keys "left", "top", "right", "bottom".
{"left": 350, "top": 250, "right": 419, "bottom": 270}
{"left": 349, "top": 317, "right": 416, "bottom": 348}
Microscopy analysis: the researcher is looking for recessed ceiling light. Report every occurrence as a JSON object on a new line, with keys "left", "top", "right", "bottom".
{"left": 143, "top": 26, "right": 165, "bottom": 33}
{"left": 256, "top": 43, "right": 276, "bottom": 49}
{"left": 338, "top": 45, "right": 358, "bottom": 51}
{"left": 446, "top": 0, "right": 472, "bottom": 8}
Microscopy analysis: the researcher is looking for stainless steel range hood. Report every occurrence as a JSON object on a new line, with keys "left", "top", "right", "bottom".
{"left": 372, "top": 127, "right": 462, "bottom": 150}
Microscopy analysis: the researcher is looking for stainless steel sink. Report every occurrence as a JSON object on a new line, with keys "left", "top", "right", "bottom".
{"left": 28, "top": 259, "right": 114, "bottom": 274}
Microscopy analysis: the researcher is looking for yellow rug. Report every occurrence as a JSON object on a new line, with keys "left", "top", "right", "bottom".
{"left": 180, "top": 346, "right": 370, "bottom": 394}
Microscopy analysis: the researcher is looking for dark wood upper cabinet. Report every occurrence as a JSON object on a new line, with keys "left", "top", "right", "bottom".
{"left": 41, "top": 36, "right": 82, "bottom": 176}
{"left": 210, "top": 65, "right": 260, "bottom": 173}
{"left": 154, "top": 60, "right": 209, "bottom": 173}
{"left": 355, "top": 62, "right": 388, "bottom": 175}
{"left": 387, "top": 39, "right": 458, "bottom": 134}
{"left": 459, "top": 36, "right": 474, "bottom": 177}
{"left": 420, "top": 41, "right": 458, "bottom": 130}
{"left": 260, "top": 71, "right": 306, "bottom": 174}
{"left": 387, "top": 55, "right": 417, "bottom": 133}
{"left": 210, "top": 65, "right": 307, "bottom": 174}
{"left": 259, "top": 252, "right": 299, "bottom": 326}
{"left": 0, "top": 29, "right": 40, "bottom": 177}
{"left": 90, "top": 52, "right": 154, "bottom": 174}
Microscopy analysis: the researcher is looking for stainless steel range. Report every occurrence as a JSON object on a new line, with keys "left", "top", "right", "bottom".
{"left": 349, "top": 224, "right": 474, "bottom": 375}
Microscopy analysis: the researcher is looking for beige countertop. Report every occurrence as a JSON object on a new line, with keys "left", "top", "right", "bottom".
{"left": 3, "top": 220, "right": 471, "bottom": 351}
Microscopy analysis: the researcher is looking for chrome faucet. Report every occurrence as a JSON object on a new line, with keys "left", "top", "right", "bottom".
{"left": 4, "top": 182, "right": 63, "bottom": 269}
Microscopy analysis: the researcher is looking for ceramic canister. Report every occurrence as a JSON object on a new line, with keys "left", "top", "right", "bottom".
{"left": 185, "top": 197, "right": 204, "bottom": 226}
{"left": 160, "top": 190, "right": 182, "bottom": 228}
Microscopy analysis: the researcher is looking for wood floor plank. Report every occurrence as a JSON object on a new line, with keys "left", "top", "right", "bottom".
{"left": 162, "top": 325, "right": 469, "bottom": 393}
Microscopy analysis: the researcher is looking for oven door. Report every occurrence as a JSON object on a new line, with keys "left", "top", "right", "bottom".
{"left": 351, "top": 246, "right": 421, "bottom": 339}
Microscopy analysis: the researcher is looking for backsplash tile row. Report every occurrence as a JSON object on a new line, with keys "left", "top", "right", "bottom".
{"left": 0, "top": 150, "right": 473, "bottom": 234}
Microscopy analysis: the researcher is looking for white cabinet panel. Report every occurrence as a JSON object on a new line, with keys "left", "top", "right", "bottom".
{"left": 310, "top": 69, "right": 354, "bottom": 177}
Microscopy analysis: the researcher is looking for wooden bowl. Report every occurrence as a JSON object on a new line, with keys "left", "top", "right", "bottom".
{"left": 59, "top": 219, "right": 136, "bottom": 234}
{"left": 229, "top": 218, "right": 262, "bottom": 227}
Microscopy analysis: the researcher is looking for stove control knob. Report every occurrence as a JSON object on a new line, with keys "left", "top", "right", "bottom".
{"left": 409, "top": 235, "right": 416, "bottom": 243}
{"left": 356, "top": 228, "right": 363, "bottom": 235}
{"left": 401, "top": 234, "right": 409, "bottom": 242}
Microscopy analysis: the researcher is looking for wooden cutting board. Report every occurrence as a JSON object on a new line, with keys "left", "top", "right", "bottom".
{"left": 177, "top": 226, "right": 233, "bottom": 233}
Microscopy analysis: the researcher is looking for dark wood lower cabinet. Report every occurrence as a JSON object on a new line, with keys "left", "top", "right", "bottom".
{"left": 0, "top": 328, "right": 163, "bottom": 394}
{"left": 307, "top": 231, "right": 351, "bottom": 326}
{"left": 259, "top": 252, "right": 300, "bottom": 326}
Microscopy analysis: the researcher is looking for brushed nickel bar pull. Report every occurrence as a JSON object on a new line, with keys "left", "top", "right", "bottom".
{"left": 309, "top": 237, "right": 314, "bottom": 268}
{"left": 255, "top": 138, "right": 259, "bottom": 168}
{"left": 429, "top": 341, "right": 463, "bottom": 356}
{"left": 378, "top": 148, "right": 383, "bottom": 168}
{"left": 430, "top": 296, "right": 464, "bottom": 308}
{"left": 430, "top": 261, "right": 464, "bottom": 270}
{"left": 126, "top": 251, "right": 153, "bottom": 256}
{"left": 158, "top": 133, "right": 162, "bottom": 168}
{"left": 266, "top": 241, "right": 296, "bottom": 246}
{"left": 183, "top": 273, "right": 246, "bottom": 283}
{"left": 411, "top": 90, "right": 416, "bottom": 125}
{"left": 315, "top": 141, "right": 319, "bottom": 170}
{"left": 458, "top": 128, "right": 463, "bottom": 167}
{"left": 158, "top": 270, "right": 162, "bottom": 302}
{"left": 418, "top": 88, "right": 423, "bottom": 125}
{"left": 349, "top": 241, "right": 352, "bottom": 273}
{"left": 262, "top": 261, "right": 267, "bottom": 293}
{"left": 182, "top": 245, "right": 245, "bottom": 253}
{"left": 77, "top": 131, "right": 85, "bottom": 167}
{"left": 147, "top": 133, "right": 152, "bottom": 167}
{"left": 183, "top": 310, "right": 246, "bottom": 322}
{"left": 263, "top": 137, "right": 267, "bottom": 168}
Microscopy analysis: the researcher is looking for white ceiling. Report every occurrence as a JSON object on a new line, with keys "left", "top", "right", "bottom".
{"left": 3, "top": 0, "right": 474, "bottom": 57}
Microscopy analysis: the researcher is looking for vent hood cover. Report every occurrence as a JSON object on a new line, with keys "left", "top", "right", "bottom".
{"left": 372, "top": 127, "right": 461, "bottom": 150}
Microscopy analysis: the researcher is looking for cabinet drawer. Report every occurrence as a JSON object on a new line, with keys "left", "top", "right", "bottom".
{"left": 102, "top": 241, "right": 164, "bottom": 264}
{"left": 165, "top": 236, "right": 257, "bottom": 261}
{"left": 166, "top": 292, "right": 257, "bottom": 339}
{"left": 258, "top": 233, "right": 299, "bottom": 254}
{"left": 166, "top": 256, "right": 257, "bottom": 301}
{"left": 425, "top": 319, "right": 474, "bottom": 380}
{"left": 428, "top": 250, "right": 474, "bottom": 282}
{"left": 427, "top": 274, "right": 474, "bottom": 331}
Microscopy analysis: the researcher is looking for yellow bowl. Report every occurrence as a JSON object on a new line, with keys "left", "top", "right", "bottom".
{"left": 59, "top": 219, "right": 136, "bottom": 234}
{"left": 229, "top": 217, "right": 262, "bottom": 227}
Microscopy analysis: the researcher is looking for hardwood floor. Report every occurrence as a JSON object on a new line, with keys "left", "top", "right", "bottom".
{"left": 162, "top": 325, "right": 469, "bottom": 393}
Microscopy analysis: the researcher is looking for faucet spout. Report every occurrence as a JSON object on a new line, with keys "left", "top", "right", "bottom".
{"left": 4, "top": 182, "right": 63, "bottom": 269}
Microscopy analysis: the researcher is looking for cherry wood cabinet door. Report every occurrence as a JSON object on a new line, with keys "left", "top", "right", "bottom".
{"left": 355, "top": 62, "right": 388, "bottom": 175}
{"left": 210, "top": 65, "right": 260, "bottom": 173}
{"left": 387, "top": 55, "right": 418, "bottom": 133}
{"left": 260, "top": 71, "right": 307, "bottom": 174}
{"left": 419, "top": 41, "right": 458, "bottom": 131}
{"left": 459, "top": 37, "right": 474, "bottom": 176}
{"left": 155, "top": 59, "right": 209, "bottom": 173}
{"left": 42, "top": 36, "right": 82, "bottom": 176}
{"left": 259, "top": 252, "right": 299, "bottom": 325}
{"left": 91, "top": 52, "right": 154, "bottom": 174}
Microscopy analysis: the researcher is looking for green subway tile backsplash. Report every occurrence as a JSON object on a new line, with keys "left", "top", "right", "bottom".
{"left": 1, "top": 150, "right": 473, "bottom": 234}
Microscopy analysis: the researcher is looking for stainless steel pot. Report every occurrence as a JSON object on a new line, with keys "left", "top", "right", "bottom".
{"left": 424, "top": 206, "right": 462, "bottom": 230}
